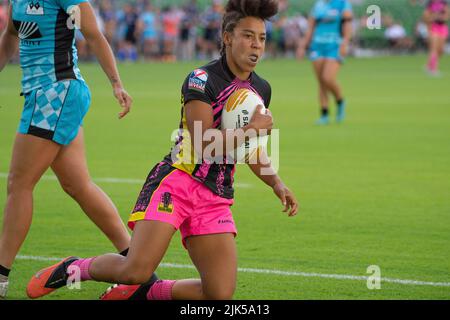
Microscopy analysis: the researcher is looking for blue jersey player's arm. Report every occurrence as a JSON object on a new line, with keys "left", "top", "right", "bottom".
{"left": 67, "top": 1, "right": 133, "bottom": 119}
{"left": 0, "top": 5, "right": 18, "bottom": 72}
{"left": 340, "top": 1, "right": 353, "bottom": 58}
{"left": 296, "top": 15, "right": 316, "bottom": 60}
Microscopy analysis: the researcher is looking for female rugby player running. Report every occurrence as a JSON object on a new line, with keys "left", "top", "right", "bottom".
{"left": 297, "top": 0, "right": 353, "bottom": 125}
{"left": 423, "top": 0, "right": 449, "bottom": 76}
{"left": 26, "top": 0, "right": 299, "bottom": 300}
{"left": 0, "top": 0, "right": 135, "bottom": 299}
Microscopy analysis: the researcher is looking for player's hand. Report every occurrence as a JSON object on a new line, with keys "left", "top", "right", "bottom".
{"left": 113, "top": 85, "right": 133, "bottom": 119}
{"left": 273, "top": 182, "right": 299, "bottom": 217}
{"left": 340, "top": 42, "right": 349, "bottom": 58}
{"left": 249, "top": 105, "right": 273, "bottom": 135}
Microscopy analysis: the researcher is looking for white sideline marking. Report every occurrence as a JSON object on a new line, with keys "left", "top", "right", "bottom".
{"left": 0, "top": 172, "right": 252, "bottom": 188}
{"left": 16, "top": 255, "right": 450, "bottom": 288}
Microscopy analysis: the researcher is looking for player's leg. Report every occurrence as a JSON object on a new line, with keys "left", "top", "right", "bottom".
{"left": 172, "top": 233, "right": 237, "bottom": 300}
{"left": 435, "top": 33, "right": 447, "bottom": 73}
{"left": 114, "top": 233, "right": 238, "bottom": 300}
{"left": 312, "top": 59, "right": 330, "bottom": 125}
{"left": 321, "top": 59, "right": 343, "bottom": 103}
{"left": 427, "top": 33, "right": 440, "bottom": 74}
{"left": 26, "top": 220, "right": 176, "bottom": 299}
{"left": 87, "top": 220, "right": 175, "bottom": 284}
{"left": 51, "top": 127, "right": 130, "bottom": 252}
{"left": 321, "top": 59, "right": 346, "bottom": 122}
{"left": 0, "top": 134, "right": 61, "bottom": 297}
{"left": 100, "top": 234, "right": 237, "bottom": 301}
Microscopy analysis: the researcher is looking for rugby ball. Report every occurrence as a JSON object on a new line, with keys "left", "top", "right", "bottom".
{"left": 221, "top": 88, "right": 269, "bottom": 163}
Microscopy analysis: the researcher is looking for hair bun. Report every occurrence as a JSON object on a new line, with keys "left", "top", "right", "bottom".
{"left": 225, "top": 0, "right": 279, "bottom": 19}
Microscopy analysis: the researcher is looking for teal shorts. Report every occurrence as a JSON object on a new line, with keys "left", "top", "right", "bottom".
{"left": 309, "top": 42, "right": 342, "bottom": 62}
{"left": 18, "top": 79, "right": 91, "bottom": 145}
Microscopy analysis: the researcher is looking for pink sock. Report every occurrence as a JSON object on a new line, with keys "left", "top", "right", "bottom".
{"left": 146, "top": 280, "right": 176, "bottom": 300}
{"left": 69, "top": 258, "right": 95, "bottom": 281}
{"left": 428, "top": 54, "right": 438, "bottom": 71}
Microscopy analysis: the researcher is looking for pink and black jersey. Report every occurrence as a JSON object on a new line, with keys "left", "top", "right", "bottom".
{"left": 163, "top": 55, "right": 272, "bottom": 199}
{"left": 427, "top": 0, "right": 449, "bottom": 24}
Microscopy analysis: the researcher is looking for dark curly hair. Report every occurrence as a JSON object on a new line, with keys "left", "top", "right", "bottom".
{"left": 220, "top": 0, "right": 279, "bottom": 55}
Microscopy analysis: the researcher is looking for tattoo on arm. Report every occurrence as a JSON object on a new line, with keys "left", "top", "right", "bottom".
{"left": 110, "top": 75, "right": 120, "bottom": 84}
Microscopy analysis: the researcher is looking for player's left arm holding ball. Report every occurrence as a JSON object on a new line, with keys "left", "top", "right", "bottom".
{"left": 66, "top": 0, "right": 132, "bottom": 118}
{"left": 248, "top": 151, "right": 299, "bottom": 217}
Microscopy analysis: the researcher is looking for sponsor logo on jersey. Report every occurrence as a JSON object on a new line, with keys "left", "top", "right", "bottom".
{"left": 188, "top": 69, "right": 208, "bottom": 93}
{"left": 328, "top": 9, "right": 339, "bottom": 17}
{"left": 13, "top": 20, "right": 42, "bottom": 40}
{"left": 157, "top": 192, "right": 174, "bottom": 214}
{"left": 218, "top": 219, "right": 233, "bottom": 224}
{"left": 26, "top": 0, "right": 44, "bottom": 15}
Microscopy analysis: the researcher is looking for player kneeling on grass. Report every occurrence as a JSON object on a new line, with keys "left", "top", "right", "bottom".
{"left": 26, "top": 0, "right": 299, "bottom": 301}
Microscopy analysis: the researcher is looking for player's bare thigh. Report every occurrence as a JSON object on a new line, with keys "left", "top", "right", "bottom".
{"left": 185, "top": 233, "right": 237, "bottom": 300}
{"left": 7, "top": 133, "right": 61, "bottom": 191}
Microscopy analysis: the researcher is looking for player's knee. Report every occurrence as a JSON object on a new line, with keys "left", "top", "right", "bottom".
{"left": 6, "top": 172, "right": 34, "bottom": 194}
{"left": 119, "top": 272, "right": 150, "bottom": 285}
{"left": 59, "top": 180, "right": 88, "bottom": 199}
{"left": 203, "top": 285, "right": 235, "bottom": 300}
{"left": 321, "top": 75, "right": 335, "bottom": 88}
{"left": 119, "top": 263, "right": 155, "bottom": 285}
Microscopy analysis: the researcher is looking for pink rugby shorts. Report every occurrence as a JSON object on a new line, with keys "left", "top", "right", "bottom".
{"left": 431, "top": 24, "right": 449, "bottom": 38}
{"left": 128, "top": 162, "right": 236, "bottom": 246}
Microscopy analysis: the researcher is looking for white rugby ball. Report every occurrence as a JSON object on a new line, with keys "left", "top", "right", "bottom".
{"left": 221, "top": 88, "right": 269, "bottom": 163}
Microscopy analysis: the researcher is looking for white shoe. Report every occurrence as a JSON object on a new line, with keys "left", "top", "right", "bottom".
{"left": 0, "top": 280, "right": 8, "bottom": 299}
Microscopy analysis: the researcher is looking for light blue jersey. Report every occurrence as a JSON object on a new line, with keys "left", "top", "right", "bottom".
{"left": 11, "top": 0, "right": 87, "bottom": 94}
{"left": 141, "top": 12, "right": 157, "bottom": 40}
{"left": 310, "top": 0, "right": 352, "bottom": 45}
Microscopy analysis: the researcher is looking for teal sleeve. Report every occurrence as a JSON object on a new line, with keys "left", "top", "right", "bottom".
{"left": 343, "top": 0, "right": 353, "bottom": 13}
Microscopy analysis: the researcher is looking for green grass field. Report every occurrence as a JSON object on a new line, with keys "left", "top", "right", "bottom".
{"left": 1, "top": 55, "right": 450, "bottom": 300}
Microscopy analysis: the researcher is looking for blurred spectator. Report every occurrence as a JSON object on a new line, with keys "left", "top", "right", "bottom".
{"left": 384, "top": 16, "right": 414, "bottom": 50}
{"left": 264, "top": 19, "right": 277, "bottom": 58}
{"left": 117, "top": 3, "right": 139, "bottom": 62}
{"left": 99, "top": 0, "right": 117, "bottom": 46}
{"left": 199, "top": 0, "right": 223, "bottom": 60}
{"left": 179, "top": 0, "right": 200, "bottom": 61}
{"left": 137, "top": 3, "right": 159, "bottom": 61}
{"left": 415, "top": 20, "right": 429, "bottom": 49}
{"left": 282, "top": 14, "right": 306, "bottom": 58}
{"left": 161, "top": 5, "right": 183, "bottom": 62}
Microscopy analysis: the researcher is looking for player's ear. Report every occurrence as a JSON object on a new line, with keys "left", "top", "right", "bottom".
{"left": 223, "top": 31, "right": 232, "bottom": 48}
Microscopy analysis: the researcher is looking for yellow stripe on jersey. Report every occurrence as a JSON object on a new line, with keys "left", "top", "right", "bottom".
{"left": 172, "top": 106, "right": 197, "bottom": 175}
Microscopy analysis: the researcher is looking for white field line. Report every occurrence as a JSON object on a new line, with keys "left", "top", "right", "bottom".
{"left": 0, "top": 172, "right": 252, "bottom": 188}
{"left": 16, "top": 255, "right": 450, "bottom": 288}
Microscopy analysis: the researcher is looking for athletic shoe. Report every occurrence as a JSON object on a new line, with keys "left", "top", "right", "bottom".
{"left": 0, "top": 280, "right": 8, "bottom": 299}
{"left": 100, "top": 273, "right": 159, "bottom": 300}
{"left": 428, "top": 69, "right": 442, "bottom": 77}
{"left": 316, "top": 115, "right": 330, "bottom": 125}
{"left": 336, "top": 100, "right": 346, "bottom": 123}
{"left": 26, "top": 256, "right": 79, "bottom": 299}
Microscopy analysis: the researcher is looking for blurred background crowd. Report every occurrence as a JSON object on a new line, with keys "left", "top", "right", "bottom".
{"left": 0, "top": 0, "right": 448, "bottom": 62}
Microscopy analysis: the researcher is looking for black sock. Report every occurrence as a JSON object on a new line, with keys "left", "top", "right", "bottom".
{"left": 129, "top": 273, "right": 160, "bottom": 300}
{"left": 321, "top": 108, "right": 329, "bottom": 117}
{"left": 0, "top": 265, "right": 10, "bottom": 277}
{"left": 119, "top": 248, "right": 129, "bottom": 257}
{"left": 336, "top": 99, "right": 344, "bottom": 106}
